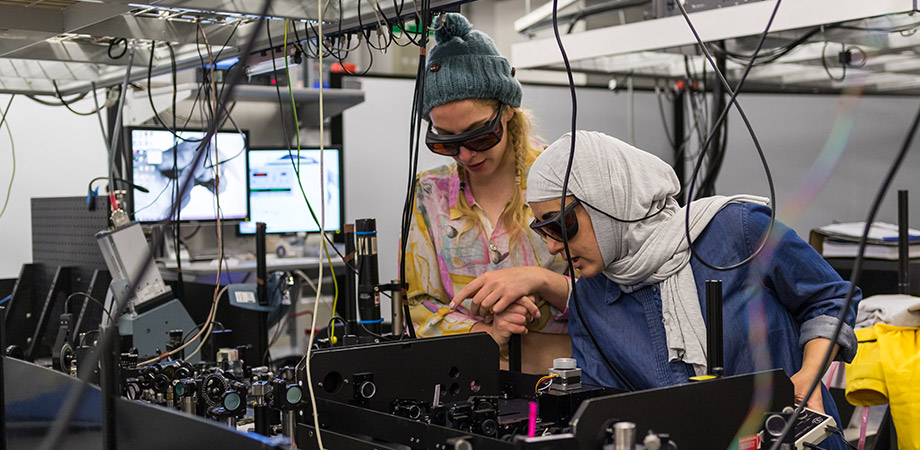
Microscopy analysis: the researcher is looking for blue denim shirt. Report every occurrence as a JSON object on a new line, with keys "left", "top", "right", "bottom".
{"left": 570, "top": 203, "right": 859, "bottom": 449}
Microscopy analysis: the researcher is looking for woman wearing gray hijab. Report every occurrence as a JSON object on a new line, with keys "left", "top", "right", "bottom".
{"left": 469, "top": 131, "right": 856, "bottom": 450}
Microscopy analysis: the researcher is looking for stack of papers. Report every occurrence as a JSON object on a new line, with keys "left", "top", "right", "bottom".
{"left": 814, "top": 222, "right": 920, "bottom": 259}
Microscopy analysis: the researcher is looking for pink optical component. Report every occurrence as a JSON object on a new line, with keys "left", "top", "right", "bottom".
{"left": 528, "top": 401, "right": 538, "bottom": 438}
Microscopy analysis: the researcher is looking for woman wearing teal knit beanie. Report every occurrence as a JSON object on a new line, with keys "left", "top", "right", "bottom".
{"left": 403, "top": 13, "right": 573, "bottom": 372}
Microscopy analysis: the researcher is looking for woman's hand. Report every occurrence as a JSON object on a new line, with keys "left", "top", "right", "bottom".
{"left": 449, "top": 267, "right": 569, "bottom": 318}
{"left": 790, "top": 369, "right": 825, "bottom": 413}
{"left": 790, "top": 338, "right": 837, "bottom": 413}
{"left": 486, "top": 300, "right": 536, "bottom": 348}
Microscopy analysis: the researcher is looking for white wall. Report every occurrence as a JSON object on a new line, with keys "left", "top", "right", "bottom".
{"left": 341, "top": 78, "right": 442, "bottom": 307}
{"left": 0, "top": 94, "right": 109, "bottom": 279}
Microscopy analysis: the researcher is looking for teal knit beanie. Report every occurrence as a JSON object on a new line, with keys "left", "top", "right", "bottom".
{"left": 422, "top": 13, "right": 523, "bottom": 117}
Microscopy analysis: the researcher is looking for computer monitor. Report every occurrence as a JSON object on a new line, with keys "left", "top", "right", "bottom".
{"left": 240, "top": 148, "right": 343, "bottom": 234}
{"left": 129, "top": 127, "right": 250, "bottom": 222}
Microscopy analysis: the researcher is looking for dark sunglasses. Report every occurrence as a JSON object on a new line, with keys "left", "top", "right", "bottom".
{"left": 530, "top": 198, "right": 580, "bottom": 242}
{"left": 426, "top": 106, "right": 504, "bottom": 156}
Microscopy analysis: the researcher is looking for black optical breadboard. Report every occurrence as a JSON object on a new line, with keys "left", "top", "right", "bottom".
{"left": 31, "top": 196, "right": 111, "bottom": 269}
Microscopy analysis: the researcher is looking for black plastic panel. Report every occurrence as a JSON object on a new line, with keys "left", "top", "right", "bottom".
{"left": 300, "top": 334, "right": 501, "bottom": 414}
{"left": 31, "top": 196, "right": 110, "bottom": 269}
{"left": 572, "top": 369, "right": 795, "bottom": 450}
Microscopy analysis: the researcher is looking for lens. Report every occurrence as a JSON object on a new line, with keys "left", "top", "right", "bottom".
{"left": 563, "top": 208, "right": 577, "bottom": 232}
{"left": 427, "top": 141, "right": 460, "bottom": 156}
{"left": 286, "top": 386, "right": 303, "bottom": 404}
{"left": 463, "top": 133, "right": 501, "bottom": 152}
{"left": 359, "top": 381, "right": 377, "bottom": 399}
{"left": 542, "top": 220, "right": 566, "bottom": 241}
{"left": 223, "top": 392, "right": 241, "bottom": 411}
{"left": 531, "top": 217, "right": 562, "bottom": 241}
{"left": 532, "top": 206, "right": 578, "bottom": 242}
{"left": 764, "top": 414, "right": 787, "bottom": 436}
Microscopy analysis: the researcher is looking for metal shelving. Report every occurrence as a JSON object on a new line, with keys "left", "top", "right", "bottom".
{"left": 0, "top": 0, "right": 465, "bottom": 95}
{"left": 510, "top": 0, "right": 920, "bottom": 94}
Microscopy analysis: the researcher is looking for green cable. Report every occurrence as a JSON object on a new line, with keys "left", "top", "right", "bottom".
{"left": 284, "top": 23, "right": 340, "bottom": 342}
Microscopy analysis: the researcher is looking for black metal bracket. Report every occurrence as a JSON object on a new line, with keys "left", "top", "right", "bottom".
{"left": 705, "top": 279, "right": 723, "bottom": 376}
{"left": 27, "top": 266, "right": 71, "bottom": 361}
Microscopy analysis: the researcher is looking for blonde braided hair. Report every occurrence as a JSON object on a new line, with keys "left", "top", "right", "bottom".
{"left": 454, "top": 99, "right": 541, "bottom": 254}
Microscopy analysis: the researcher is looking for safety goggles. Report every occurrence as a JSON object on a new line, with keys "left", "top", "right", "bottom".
{"left": 426, "top": 106, "right": 504, "bottom": 156}
{"left": 530, "top": 198, "right": 580, "bottom": 242}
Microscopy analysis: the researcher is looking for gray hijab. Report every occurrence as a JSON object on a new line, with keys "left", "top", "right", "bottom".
{"left": 528, "top": 131, "right": 768, "bottom": 376}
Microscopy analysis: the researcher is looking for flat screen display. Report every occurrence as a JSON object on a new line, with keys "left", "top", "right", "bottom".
{"left": 240, "top": 148, "right": 343, "bottom": 234}
{"left": 130, "top": 128, "right": 249, "bottom": 222}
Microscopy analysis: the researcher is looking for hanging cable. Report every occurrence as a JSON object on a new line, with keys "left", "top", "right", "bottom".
{"left": 108, "top": 38, "right": 128, "bottom": 59}
{"left": 302, "top": 3, "right": 328, "bottom": 447}
{"left": 146, "top": 41, "right": 203, "bottom": 143}
{"left": 283, "top": 22, "right": 342, "bottom": 334}
{"left": 165, "top": 285, "right": 229, "bottom": 364}
{"left": 398, "top": 0, "right": 431, "bottom": 340}
{"left": 34, "top": 4, "right": 273, "bottom": 448}
{"left": 356, "top": 0, "right": 393, "bottom": 51}
{"left": 50, "top": 81, "right": 107, "bottom": 117}
{"left": 391, "top": 0, "right": 423, "bottom": 47}
{"left": 0, "top": 95, "right": 15, "bottom": 220}
{"left": 25, "top": 90, "right": 88, "bottom": 107}
{"left": 266, "top": 20, "right": 359, "bottom": 276}
{"left": 65, "top": 292, "right": 116, "bottom": 330}
{"left": 289, "top": 20, "right": 314, "bottom": 59}
{"left": 821, "top": 41, "right": 847, "bottom": 82}
{"left": 197, "top": 21, "right": 229, "bottom": 370}
{"left": 676, "top": 0, "right": 779, "bottom": 271}
{"left": 713, "top": 25, "right": 832, "bottom": 66}
{"left": 163, "top": 40, "right": 186, "bottom": 303}
{"left": 768, "top": 89, "right": 920, "bottom": 450}
{"left": 91, "top": 82, "right": 110, "bottom": 155}
{"left": 549, "top": 0, "right": 637, "bottom": 392}
{"left": 107, "top": 41, "right": 137, "bottom": 214}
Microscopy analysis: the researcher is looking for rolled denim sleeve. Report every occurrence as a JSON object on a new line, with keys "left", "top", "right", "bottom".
{"left": 745, "top": 205, "right": 860, "bottom": 363}
{"left": 799, "top": 315, "right": 858, "bottom": 362}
